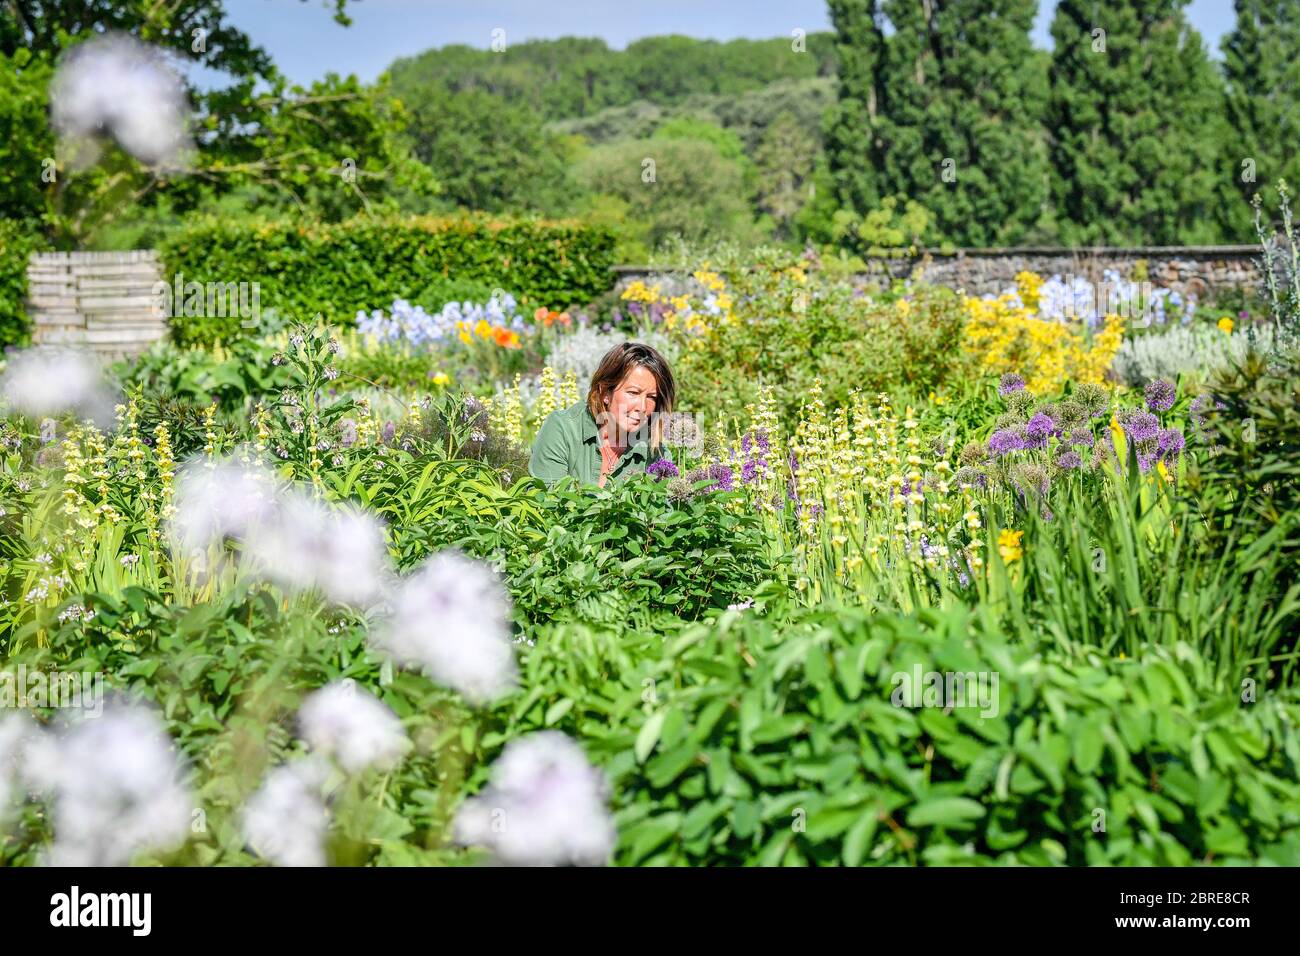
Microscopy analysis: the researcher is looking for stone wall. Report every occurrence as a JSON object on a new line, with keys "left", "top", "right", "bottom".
{"left": 613, "top": 245, "right": 1266, "bottom": 300}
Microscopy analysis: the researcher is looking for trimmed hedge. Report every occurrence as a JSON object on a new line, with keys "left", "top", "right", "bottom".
{"left": 158, "top": 215, "right": 619, "bottom": 345}
{"left": 0, "top": 220, "right": 47, "bottom": 348}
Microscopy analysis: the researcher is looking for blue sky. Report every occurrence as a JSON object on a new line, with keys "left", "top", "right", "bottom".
{"left": 219, "top": 0, "right": 1237, "bottom": 87}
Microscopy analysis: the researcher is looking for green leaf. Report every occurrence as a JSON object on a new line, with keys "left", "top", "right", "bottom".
{"left": 636, "top": 710, "right": 667, "bottom": 763}
{"left": 906, "top": 796, "right": 986, "bottom": 829}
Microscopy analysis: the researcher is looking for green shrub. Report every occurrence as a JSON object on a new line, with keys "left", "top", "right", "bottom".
{"left": 159, "top": 215, "right": 619, "bottom": 345}
{"left": 484, "top": 601, "right": 1300, "bottom": 865}
{"left": 675, "top": 276, "right": 970, "bottom": 427}
{"left": 0, "top": 220, "right": 47, "bottom": 348}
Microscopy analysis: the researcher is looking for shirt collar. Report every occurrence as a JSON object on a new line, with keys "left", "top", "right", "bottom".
{"left": 580, "top": 403, "right": 650, "bottom": 461}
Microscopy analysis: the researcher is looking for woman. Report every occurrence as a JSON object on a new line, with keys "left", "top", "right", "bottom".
{"left": 529, "top": 342, "right": 676, "bottom": 489}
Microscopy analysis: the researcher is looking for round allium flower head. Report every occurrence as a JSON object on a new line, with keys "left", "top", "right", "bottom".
{"left": 1156, "top": 428, "right": 1185, "bottom": 461}
{"left": 1025, "top": 412, "right": 1055, "bottom": 442}
{"left": 646, "top": 458, "right": 679, "bottom": 481}
{"left": 952, "top": 466, "right": 988, "bottom": 490}
{"left": 987, "top": 428, "right": 1025, "bottom": 457}
{"left": 375, "top": 549, "right": 517, "bottom": 705}
{"left": 242, "top": 758, "right": 330, "bottom": 867}
{"left": 1054, "top": 450, "right": 1083, "bottom": 470}
{"left": 998, "top": 373, "right": 1026, "bottom": 397}
{"left": 1005, "top": 390, "right": 1036, "bottom": 416}
{"left": 298, "top": 681, "right": 409, "bottom": 774}
{"left": 25, "top": 704, "right": 193, "bottom": 867}
{"left": 686, "top": 463, "right": 735, "bottom": 493}
{"left": 1123, "top": 410, "right": 1160, "bottom": 443}
{"left": 1073, "top": 383, "right": 1110, "bottom": 416}
{"left": 1068, "top": 427, "right": 1095, "bottom": 448}
{"left": 1055, "top": 400, "right": 1087, "bottom": 427}
{"left": 1012, "top": 463, "right": 1050, "bottom": 498}
{"left": 666, "top": 476, "right": 695, "bottom": 502}
{"left": 959, "top": 441, "right": 987, "bottom": 466}
{"left": 661, "top": 413, "right": 703, "bottom": 453}
{"left": 452, "top": 731, "right": 616, "bottom": 867}
{"left": 1144, "top": 379, "right": 1176, "bottom": 412}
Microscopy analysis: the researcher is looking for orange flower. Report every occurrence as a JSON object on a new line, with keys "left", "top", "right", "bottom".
{"left": 534, "top": 307, "right": 548, "bottom": 322}
{"left": 559, "top": 312, "right": 572, "bottom": 326}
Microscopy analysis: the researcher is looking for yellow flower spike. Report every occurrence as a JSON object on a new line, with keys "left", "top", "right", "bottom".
{"left": 998, "top": 528, "right": 1024, "bottom": 563}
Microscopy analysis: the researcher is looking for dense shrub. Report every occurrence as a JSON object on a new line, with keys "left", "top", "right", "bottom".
{"left": 674, "top": 274, "right": 970, "bottom": 426}
{"left": 159, "top": 216, "right": 619, "bottom": 345}
{"left": 0, "top": 219, "right": 47, "bottom": 347}
{"left": 483, "top": 601, "right": 1300, "bottom": 865}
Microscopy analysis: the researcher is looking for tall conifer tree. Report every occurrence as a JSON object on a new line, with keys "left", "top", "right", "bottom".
{"left": 1047, "top": 0, "right": 1228, "bottom": 244}
{"left": 1221, "top": 0, "right": 1300, "bottom": 237}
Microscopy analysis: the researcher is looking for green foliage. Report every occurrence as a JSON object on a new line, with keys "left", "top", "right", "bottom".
{"left": 1186, "top": 341, "right": 1300, "bottom": 582}
{"left": 1047, "top": 0, "right": 1231, "bottom": 244}
{"left": 1221, "top": 0, "right": 1300, "bottom": 235}
{"left": 675, "top": 274, "right": 971, "bottom": 426}
{"left": 826, "top": 0, "right": 1050, "bottom": 248}
{"left": 399, "top": 86, "right": 574, "bottom": 215}
{"left": 158, "top": 216, "right": 618, "bottom": 344}
{"left": 484, "top": 601, "right": 1300, "bottom": 865}
{"left": 387, "top": 35, "right": 838, "bottom": 126}
{"left": 574, "top": 138, "right": 760, "bottom": 253}
{"left": 0, "top": 49, "right": 55, "bottom": 229}
{"left": 0, "top": 219, "right": 48, "bottom": 347}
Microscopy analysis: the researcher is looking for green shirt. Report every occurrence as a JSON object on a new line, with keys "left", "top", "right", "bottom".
{"left": 528, "top": 401, "right": 663, "bottom": 488}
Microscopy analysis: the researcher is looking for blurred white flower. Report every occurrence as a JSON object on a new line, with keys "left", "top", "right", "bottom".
{"left": 24, "top": 704, "right": 193, "bottom": 867}
{"left": 245, "top": 492, "right": 390, "bottom": 605}
{"left": 0, "top": 713, "right": 39, "bottom": 820}
{"left": 0, "top": 348, "right": 113, "bottom": 423}
{"left": 242, "top": 758, "right": 330, "bottom": 867}
{"left": 298, "top": 681, "right": 409, "bottom": 773}
{"left": 374, "top": 549, "right": 517, "bottom": 705}
{"left": 453, "top": 731, "right": 616, "bottom": 866}
{"left": 170, "top": 459, "right": 279, "bottom": 556}
{"left": 50, "top": 33, "right": 191, "bottom": 170}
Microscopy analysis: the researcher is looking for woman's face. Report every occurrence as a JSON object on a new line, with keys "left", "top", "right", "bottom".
{"left": 604, "top": 365, "right": 659, "bottom": 441}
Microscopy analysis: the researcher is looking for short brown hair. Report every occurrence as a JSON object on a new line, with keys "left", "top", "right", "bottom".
{"left": 587, "top": 342, "right": 676, "bottom": 449}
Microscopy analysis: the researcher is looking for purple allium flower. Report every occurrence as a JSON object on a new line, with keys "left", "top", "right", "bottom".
{"left": 381, "top": 421, "right": 396, "bottom": 443}
{"left": 1156, "top": 428, "right": 1185, "bottom": 461}
{"left": 1136, "top": 452, "right": 1156, "bottom": 473}
{"left": 998, "top": 373, "right": 1026, "bottom": 397}
{"left": 646, "top": 458, "right": 679, "bottom": 481}
{"left": 988, "top": 428, "right": 1025, "bottom": 456}
{"left": 1025, "top": 413, "right": 1055, "bottom": 441}
{"left": 1188, "top": 394, "right": 1227, "bottom": 442}
{"left": 1055, "top": 450, "right": 1083, "bottom": 470}
{"left": 1068, "top": 427, "right": 1095, "bottom": 448}
{"left": 687, "top": 463, "right": 735, "bottom": 493}
{"left": 1144, "top": 379, "right": 1176, "bottom": 412}
{"left": 1123, "top": 411, "right": 1160, "bottom": 443}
